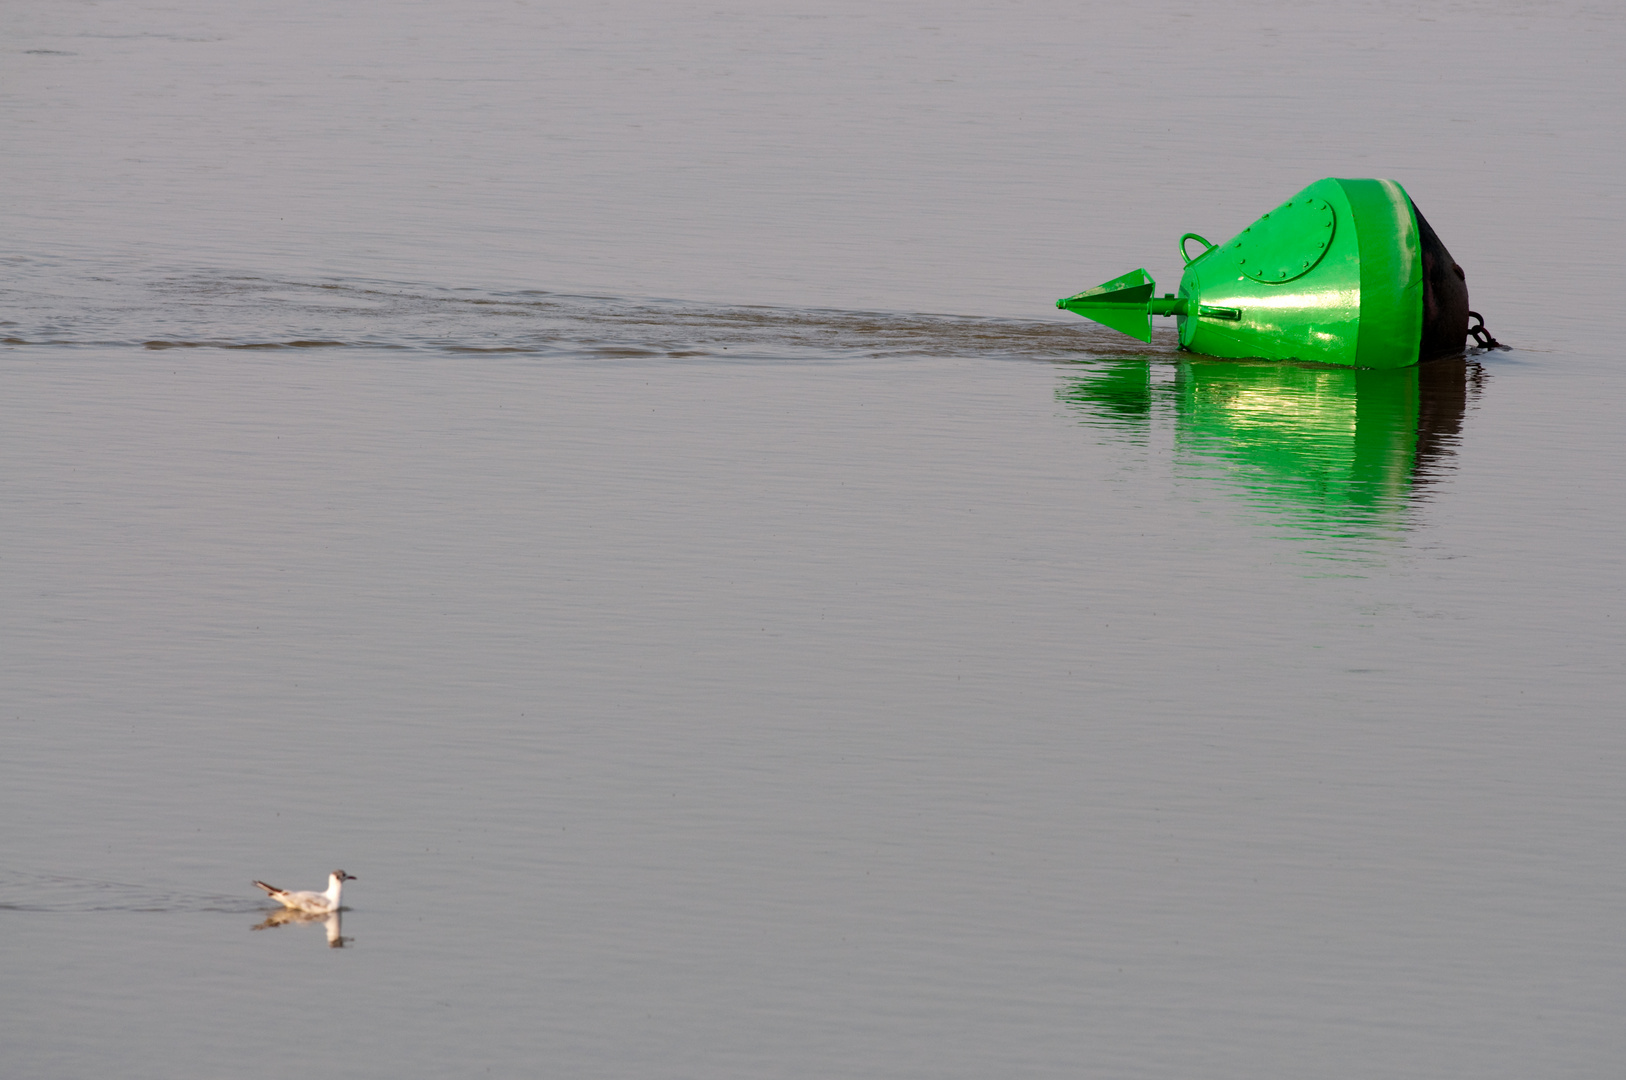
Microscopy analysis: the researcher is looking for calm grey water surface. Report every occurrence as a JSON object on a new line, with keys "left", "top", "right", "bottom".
{"left": 4, "top": 2, "right": 1625, "bottom": 1077}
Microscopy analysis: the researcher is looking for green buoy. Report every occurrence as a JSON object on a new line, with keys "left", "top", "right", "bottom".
{"left": 1057, "top": 178, "right": 1474, "bottom": 369}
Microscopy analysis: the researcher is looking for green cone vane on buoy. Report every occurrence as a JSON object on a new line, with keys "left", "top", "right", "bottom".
{"left": 1057, "top": 178, "right": 1485, "bottom": 369}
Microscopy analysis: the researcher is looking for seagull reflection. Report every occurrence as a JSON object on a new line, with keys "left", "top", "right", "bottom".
{"left": 252, "top": 906, "right": 350, "bottom": 948}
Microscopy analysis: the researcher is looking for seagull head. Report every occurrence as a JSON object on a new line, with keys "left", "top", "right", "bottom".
{"left": 331, "top": 870, "right": 357, "bottom": 882}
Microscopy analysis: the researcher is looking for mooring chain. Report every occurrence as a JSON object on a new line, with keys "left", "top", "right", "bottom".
{"left": 1467, "top": 311, "right": 1508, "bottom": 351}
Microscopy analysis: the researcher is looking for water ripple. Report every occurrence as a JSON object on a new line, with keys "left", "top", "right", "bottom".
{"left": 1, "top": 268, "right": 1163, "bottom": 363}
{"left": 0, "top": 869, "right": 266, "bottom": 914}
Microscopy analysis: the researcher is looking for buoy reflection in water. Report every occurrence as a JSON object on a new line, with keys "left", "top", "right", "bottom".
{"left": 1059, "top": 356, "right": 1484, "bottom": 543}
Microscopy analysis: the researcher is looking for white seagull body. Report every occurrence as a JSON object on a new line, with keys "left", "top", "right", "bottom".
{"left": 253, "top": 870, "right": 355, "bottom": 914}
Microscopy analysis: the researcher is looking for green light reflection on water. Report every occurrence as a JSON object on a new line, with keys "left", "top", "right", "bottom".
{"left": 1059, "top": 356, "right": 1485, "bottom": 544}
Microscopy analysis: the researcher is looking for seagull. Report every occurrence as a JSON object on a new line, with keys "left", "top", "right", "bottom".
{"left": 253, "top": 870, "right": 355, "bottom": 914}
